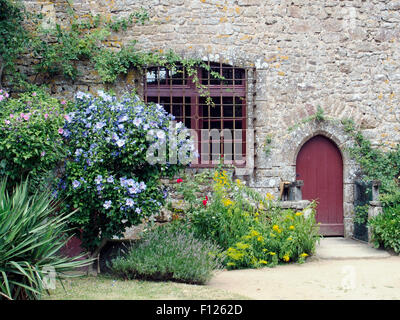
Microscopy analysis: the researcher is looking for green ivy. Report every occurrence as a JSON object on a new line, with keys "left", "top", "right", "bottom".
{"left": 2, "top": 2, "right": 222, "bottom": 105}
{"left": 0, "top": 0, "right": 30, "bottom": 87}
{"left": 342, "top": 119, "right": 400, "bottom": 208}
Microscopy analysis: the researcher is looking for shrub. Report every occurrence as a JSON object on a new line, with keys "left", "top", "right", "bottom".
{"left": 369, "top": 205, "right": 400, "bottom": 253}
{"left": 57, "top": 90, "right": 194, "bottom": 251}
{"left": 173, "top": 167, "right": 321, "bottom": 269}
{"left": 0, "top": 88, "right": 67, "bottom": 192}
{"left": 111, "top": 223, "right": 223, "bottom": 284}
{"left": 0, "top": 179, "right": 92, "bottom": 300}
{"left": 224, "top": 208, "right": 319, "bottom": 269}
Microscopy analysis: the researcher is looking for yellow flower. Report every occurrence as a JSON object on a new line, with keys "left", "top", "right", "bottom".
{"left": 272, "top": 225, "right": 279, "bottom": 232}
{"left": 255, "top": 212, "right": 260, "bottom": 217}
{"left": 257, "top": 236, "right": 264, "bottom": 242}
{"left": 259, "top": 260, "right": 268, "bottom": 265}
{"left": 250, "top": 229, "right": 260, "bottom": 237}
{"left": 300, "top": 253, "right": 309, "bottom": 258}
{"left": 295, "top": 211, "right": 303, "bottom": 216}
{"left": 235, "top": 242, "right": 250, "bottom": 250}
{"left": 265, "top": 192, "right": 275, "bottom": 201}
{"left": 227, "top": 262, "right": 236, "bottom": 267}
{"left": 283, "top": 254, "right": 290, "bottom": 262}
{"left": 235, "top": 179, "right": 241, "bottom": 185}
{"left": 226, "top": 247, "right": 244, "bottom": 260}
{"left": 289, "top": 225, "right": 295, "bottom": 230}
{"left": 269, "top": 252, "right": 276, "bottom": 256}
{"left": 285, "top": 214, "right": 294, "bottom": 221}
{"left": 222, "top": 198, "right": 233, "bottom": 207}
{"left": 287, "top": 237, "right": 293, "bottom": 241}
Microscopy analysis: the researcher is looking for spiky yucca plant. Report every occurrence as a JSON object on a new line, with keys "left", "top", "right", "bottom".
{"left": 0, "top": 179, "right": 92, "bottom": 300}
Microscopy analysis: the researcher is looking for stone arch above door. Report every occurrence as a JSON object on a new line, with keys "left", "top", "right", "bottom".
{"left": 280, "top": 119, "right": 361, "bottom": 237}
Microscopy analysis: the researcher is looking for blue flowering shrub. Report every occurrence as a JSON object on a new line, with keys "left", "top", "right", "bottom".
{"left": 58, "top": 91, "right": 194, "bottom": 251}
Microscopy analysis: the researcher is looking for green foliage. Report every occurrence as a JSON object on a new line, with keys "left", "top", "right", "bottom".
{"left": 353, "top": 204, "right": 370, "bottom": 225}
{"left": 342, "top": 118, "right": 400, "bottom": 208}
{"left": 263, "top": 134, "right": 273, "bottom": 157}
{"left": 288, "top": 105, "right": 328, "bottom": 132}
{"left": 172, "top": 167, "right": 321, "bottom": 269}
{"left": 0, "top": 88, "right": 67, "bottom": 191}
{"left": 0, "top": 0, "right": 30, "bottom": 87}
{"left": 224, "top": 208, "right": 319, "bottom": 269}
{"left": 0, "top": 179, "right": 92, "bottom": 300}
{"left": 32, "top": 16, "right": 112, "bottom": 81}
{"left": 111, "top": 223, "right": 223, "bottom": 285}
{"left": 2, "top": 2, "right": 222, "bottom": 107}
{"left": 369, "top": 205, "right": 400, "bottom": 253}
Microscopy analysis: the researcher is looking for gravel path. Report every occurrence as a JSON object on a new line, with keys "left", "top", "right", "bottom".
{"left": 208, "top": 239, "right": 400, "bottom": 300}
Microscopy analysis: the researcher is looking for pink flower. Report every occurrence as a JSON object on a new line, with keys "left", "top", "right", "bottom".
{"left": 0, "top": 96, "right": 3, "bottom": 102}
{"left": 41, "top": 151, "right": 46, "bottom": 157}
{"left": 58, "top": 128, "right": 64, "bottom": 134}
{"left": 22, "top": 113, "right": 31, "bottom": 121}
{"left": 4, "top": 120, "right": 10, "bottom": 125}
{"left": 44, "top": 113, "right": 49, "bottom": 120}
{"left": 176, "top": 178, "right": 183, "bottom": 183}
{"left": 9, "top": 114, "right": 14, "bottom": 119}
{"left": 61, "top": 100, "right": 66, "bottom": 105}
{"left": 32, "top": 92, "right": 37, "bottom": 97}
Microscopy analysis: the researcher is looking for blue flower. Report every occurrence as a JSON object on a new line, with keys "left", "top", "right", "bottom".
{"left": 72, "top": 180, "right": 81, "bottom": 189}
{"left": 126, "top": 198, "right": 135, "bottom": 207}
{"left": 95, "top": 122, "right": 106, "bottom": 130}
{"left": 95, "top": 175, "right": 103, "bottom": 184}
{"left": 118, "top": 115, "right": 128, "bottom": 123}
{"left": 133, "top": 117, "right": 142, "bottom": 127}
{"left": 103, "top": 200, "right": 112, "bottom": 209}
{"left": 128, "top": 186, "right": 139, "bottom": 194}
{"left": 116, "top": 139, "right": 125, "bottom": 147}
{"left": 107, "top": 176, "right": 114, "bottom": 183}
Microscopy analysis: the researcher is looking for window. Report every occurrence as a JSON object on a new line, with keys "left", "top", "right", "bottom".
{"left": 144, "top": 62, "right": 248, "bottom": 167}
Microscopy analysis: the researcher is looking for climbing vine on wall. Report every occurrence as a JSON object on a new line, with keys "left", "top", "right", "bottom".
{"left": 0, "top": 0, "right": 34, "bottom": 88}
{"left": 341, "top": 119, "right": 400, "bottom": 208}
{"left": 1, "top": 0, "right": 222, "bottom": 105}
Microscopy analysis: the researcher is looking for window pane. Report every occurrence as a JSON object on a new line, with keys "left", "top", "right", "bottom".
{"left": 144, "top": 63, "right": 247, "bottom": 167}
{"left": 170, "top": 66, "right": 186, "bottom": 85}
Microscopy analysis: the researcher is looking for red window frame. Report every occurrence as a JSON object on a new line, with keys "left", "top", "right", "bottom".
{"left": 143, "top": 62, "right": 248, "bottom": 167}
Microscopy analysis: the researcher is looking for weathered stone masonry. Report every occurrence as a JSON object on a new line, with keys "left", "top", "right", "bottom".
{"left": 23, "top": 0, "right": 400, "bottom": 237}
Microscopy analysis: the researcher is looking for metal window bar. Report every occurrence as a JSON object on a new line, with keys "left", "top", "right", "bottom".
{"left": 144, "top": 62, "right": 250, "bottom": 167}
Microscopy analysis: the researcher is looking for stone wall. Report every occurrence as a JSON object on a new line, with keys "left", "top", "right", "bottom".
{"left": 21, "top": 0, "right": 400, "bottom": 237}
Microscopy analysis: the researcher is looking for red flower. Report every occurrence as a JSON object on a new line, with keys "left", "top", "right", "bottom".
{"left": 203, "top": 195, "right": 208, "bottom": 206}
{"left": 176, "top": 178, "right": 183, "bottom": 183}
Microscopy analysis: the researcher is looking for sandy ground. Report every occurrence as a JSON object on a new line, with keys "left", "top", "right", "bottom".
{"left": 208, "top": 256, "right": 400, "bottom": 300}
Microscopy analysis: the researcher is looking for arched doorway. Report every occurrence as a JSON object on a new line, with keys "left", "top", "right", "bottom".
{"left": 296, "top": 135, "right": 344, "bottom": 236}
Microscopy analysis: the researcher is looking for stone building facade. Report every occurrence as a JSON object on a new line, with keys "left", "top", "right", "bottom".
{"left": 22, "top": 0, "right": 400, "bottom": 238}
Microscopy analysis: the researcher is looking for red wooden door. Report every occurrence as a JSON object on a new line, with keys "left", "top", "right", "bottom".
{"left": 296, "top": 135, "right": 344, "bottom": 236}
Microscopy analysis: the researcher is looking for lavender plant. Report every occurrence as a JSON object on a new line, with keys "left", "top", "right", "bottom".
{"left": 111, "top": 223, "right": 223, "bottom": 284}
